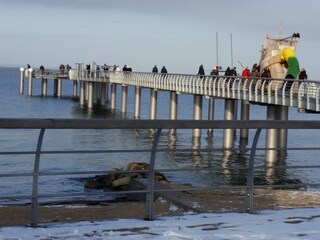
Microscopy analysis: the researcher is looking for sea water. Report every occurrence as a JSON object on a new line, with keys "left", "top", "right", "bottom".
{"left": 0, "top": 67, "right": 319, "bottom": 203}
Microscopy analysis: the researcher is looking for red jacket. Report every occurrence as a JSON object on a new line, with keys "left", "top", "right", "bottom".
{"left": 242, "top": 68, "right": 251, "bottom": 78}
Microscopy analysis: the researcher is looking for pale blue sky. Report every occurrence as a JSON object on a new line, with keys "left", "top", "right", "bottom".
{"left": 1, "top": 0, "right": 319, "bottom": 78}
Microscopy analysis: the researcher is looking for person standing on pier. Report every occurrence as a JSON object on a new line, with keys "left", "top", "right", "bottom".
{"left": 152, "top": 65, "right": 158, "bottom": 73}
{"left": 197, "top": 64, "right": 205, "bottom": 78}
{"left": 298, "top": 68, "right": 308, "bottom": 80}
{"left": 39, "top": 65, "right": 45, "bottom": 74}
{"left": 210, "top": 66, "right": 219, "bottom": 76}
{"left": 241, "top": 66, "right": 251, "bottom": 79}
{"left": 161, "top": 66, "right": 167, "bottom": 74}
{"left": 59, "top": 64, "right": 65, "bottom": 74}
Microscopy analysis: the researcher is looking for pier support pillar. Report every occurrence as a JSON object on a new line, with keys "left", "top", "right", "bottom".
{"left": 100, "top": 83, "right": 106, "bottom": 107}
{"left": 19, "top": 68, "right": 24, "bottom": 95}
{"left": 93, "top": 83, "right": 98, "bottom": 105}
{"left": 192, "top": 95, "right": 203, "bottom": 139}
{"left": 240, "top": 100, "right": 250, "bottom": 139}
{"left": 223, "top": 99, "right": 235, "bottom": 150}
{"left": 27, "top": 68, "right": 33, "bottom": 96}
{"left": 41, "top": 78, "right": 47, "bottom": 97}
{"left": 110, "top": 83, "right": 117, "bottom": 110}
{"left": 134, "top": 86, "right": 141, "bottom": 119}
{"left": 266, "top": 105, "right": 278, "bottom": 163}
{"left": 207, "top": 97, "right": 215, "bottom": 135}
{"left": 278, "top": 105, "right": 289, "bottom": 158}
{"left": 79, "top": 81, "right": 86, "bottom": 107}
{"left": 57, "top": 79, "right": 62, "bottom": 97}
{"left": 169, "top": 91, "right": 178, "bottom": 134}
{"left": 150, "top": 89, "right": 158, "bottom": 120}
{"left": 73, "top": 80, "right": 78, "bottom": 99}
{"left": 121, "top": 85, "right": 128, "bottom": 114}
{"left": 87, "top": 82, "right": 94, "bottom": 109}
{"left": 53, "top": 79, "right": 58, "bottom": 97}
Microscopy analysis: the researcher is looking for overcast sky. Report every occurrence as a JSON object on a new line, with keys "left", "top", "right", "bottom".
{"left": 1, "top": 0, "right": 319, "bottom": 78}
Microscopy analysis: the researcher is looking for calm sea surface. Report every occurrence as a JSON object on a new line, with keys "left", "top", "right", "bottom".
{"left": 0, "top": 67, "right": 319, "bottom": 203}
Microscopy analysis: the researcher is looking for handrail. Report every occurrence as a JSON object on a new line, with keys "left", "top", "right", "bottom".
{"left": 30, "top": 69, "right": 320, "bottom": 112}
{"left": 31, "top": 129, "right": 45, "bottom": 227}
{"left": 2, "top": 119, "right": 320, "bottom": 129}
{"left": 1, "top": 119, "right": 320, "bottom": 227}
{"left": 245, "top": 128, "right": 262, "bottom": 213}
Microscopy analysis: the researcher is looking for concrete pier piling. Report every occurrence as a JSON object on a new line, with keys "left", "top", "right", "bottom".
{"left": 19, "top": 68, "right": 24, "bottom": 95}
{"left": 192, "top": 95, "right": 202, "bottom": 139}
{"left": 27, "top": 68, "right": 33, "bottom": 96}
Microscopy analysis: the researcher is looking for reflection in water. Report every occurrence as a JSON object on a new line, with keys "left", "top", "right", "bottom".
{"left": 168, "top": 131, "right": 177, "bottom": 150}
{"left": 265, "top": 158, "right": 286, "bottom": 185}
{"left": 191, "top": 136, "right": 202, "bottom": 167}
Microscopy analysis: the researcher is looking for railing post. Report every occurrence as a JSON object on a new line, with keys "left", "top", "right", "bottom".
{"left": 145, "top": 128, "right": 162, "bottom": 220}
{"left": 245, "top": 128, "right": 262, "bottom": 213}
{"left": 31, "top": 128, "right": 45, "bottom": 228}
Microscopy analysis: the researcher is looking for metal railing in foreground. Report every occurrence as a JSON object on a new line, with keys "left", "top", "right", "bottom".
{"left": 0, "top": 119, "right": 320, "bottom": 227}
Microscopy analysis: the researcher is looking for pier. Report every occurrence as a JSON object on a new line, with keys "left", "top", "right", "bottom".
{"left": 19, "top": 66, "right": 320, "bottom": 164}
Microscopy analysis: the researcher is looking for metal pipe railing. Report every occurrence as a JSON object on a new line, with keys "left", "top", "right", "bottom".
{"left": 1, "top": 119, "right": 320, "bottom": 227}
{"left": 30, "top": 69, "right": 320, "bottom": 112}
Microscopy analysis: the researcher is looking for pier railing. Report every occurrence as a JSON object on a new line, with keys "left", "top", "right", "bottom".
{"left": 31, "top": 69, "right": 320, "bottom": 112}
{"left": 1, "top": 119, "right": 320, "bottom": 227}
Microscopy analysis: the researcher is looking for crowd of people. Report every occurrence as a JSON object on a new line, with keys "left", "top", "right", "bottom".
{"left": 28, "top": 62, "right": 308, "bottom": 81}
{"left": 198, "top": 63, "right": 308, "bottom": 81}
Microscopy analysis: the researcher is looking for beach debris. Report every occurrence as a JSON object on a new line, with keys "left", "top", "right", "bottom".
{"left": 84, "top": 162, "right": 167, "bottom": 190}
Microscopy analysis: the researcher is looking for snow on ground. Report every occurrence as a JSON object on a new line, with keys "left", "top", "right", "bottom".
{"left": 0, "top": 208, "right": 319, "bottom": 240}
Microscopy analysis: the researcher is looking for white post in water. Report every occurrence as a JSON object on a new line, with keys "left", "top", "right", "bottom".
{"left": 73, "top": 80, "right": 78, "bottom": 99}
{"left": 57, "top": 79, "right": 62, "bottom": 97}
{"left": 207, "top": 97, "right": 215, "bottom": 135}
{"left": 223, "top": 99, "right": 235, "bottom": 150}
{"left": 149, "top": 89, "right": 158, "bottom": 120}
{"left": 27, "top": 68, "right": 33, "bottom": 96}
{"left": 192, "top": 95, "right": 202, "bottom": 139}
{"left": 121, "top": 84, "right": 128, "bottom": 114}
{"left": 41, "top": 78, "right": 47, "bottom": 96}
{"left": 134, "top": 86, "right": 141, "bottom": 119}
{"left": 100, "top": 82, "right": 106, "bottom": 107}
{"left": 19, "top": 68, "right": 24, "bottom": 95}
{"left": 266, "top": 105, "right": 278, "bottom": 163}
{"left": 110, "top": 83, "right": 117, "bottom": 110}
{"left": 79, "top": 81, "right": 86, "bottom": 107}
{"left": 240, "top": 100, "right": 250, "bottom": 139}
{"left": 169, "top": 91, "right": 178, "bottom": 135}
